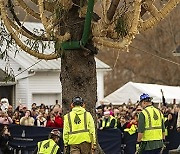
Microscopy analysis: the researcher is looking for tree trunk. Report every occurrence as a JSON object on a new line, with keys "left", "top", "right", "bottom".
{"left": 61, "top": 50, "right": 97, "bottom": 114}
{"left": 59, "top": 3, "right": 103, "bottom": 153}
{"left": 59, "top": 3, "right": 97, "bottom": 114}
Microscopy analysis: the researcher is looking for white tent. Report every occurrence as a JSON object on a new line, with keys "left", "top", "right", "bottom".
{"left": 101, "top": 81, "right": 180, "bottom": 105}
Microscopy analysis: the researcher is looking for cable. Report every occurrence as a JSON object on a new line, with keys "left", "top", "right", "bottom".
{"left": 0, "top": 60, "right": 42, "bottom": 86}
{"left": 130, "top": 45, "right": 180, "bottom": 66}
{"left": 14, "top": 59, "right": 42, "bottom": 78}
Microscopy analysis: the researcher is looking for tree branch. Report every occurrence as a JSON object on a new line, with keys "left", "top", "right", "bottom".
{"left": 38, "top": 0, "right": 71, "bottom": 42}
{"left": 139, "top": 0, "right": 180, "bottom": 31}
{"left": 142, "top": 1, "right": 159, "bottom": 17}
{"left": 15, "top": 0, "right": 41, "bottom": 20}
{"left": 30, "top": 0, "right": 54, "bottom": 12}
{"left": 107, "top": 0, "right": 121, "bottom": 21}
{"left": 93, "top": 0, "right": 142, "bottom": 50}
{"left": 7, "top": 0, "right": 49, "bottom": 41}
{"left": 0, "top": 0, "right": 58, "bottom": 60}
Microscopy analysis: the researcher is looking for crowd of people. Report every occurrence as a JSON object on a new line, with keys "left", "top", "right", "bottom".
{"left": 96, "top": 100, "right": 180, "bottom": 134}
{"left": 0, "top": 101, "right": 63, "bottom": 128}
{"left": 0, "top": 96, "right": 180, "bottom": 153}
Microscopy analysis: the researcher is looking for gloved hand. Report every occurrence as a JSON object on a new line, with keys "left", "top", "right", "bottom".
{"left": 92, "top": 144, "right": 97, "bottom": 151}
{"left": 64, "top": 146, "right": 70, "bottom": 154}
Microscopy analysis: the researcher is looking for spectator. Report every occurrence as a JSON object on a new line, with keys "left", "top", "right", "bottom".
{"left": 117, "top": 116, "right": 128, "bottom": 132}
{"left": 52, "top": 106, "right": 63, "bottom": 128}
{"left": 12, "top": 110, "right": 20, "bottom": 125}
{"left": 35, "top": 112, "right": 47, "bottom": 127}
{"left": 165, "top": 113, "right": 176, "bottom": 131}
{"left": 46, "top": 113, "right": 57, "bottom": 128}
{"left": 135, "top": 105, "right": 142, "bottom": 114}
{"left": 7, "top": 105, "right": 13, "bottom": 118}
{"left": 20, "top": 110, "right": 34, "bottom": 126}
{"left": 126, "top": 113, "right": 138, "bottom": 129}
{"left": 0, "top": 125, "right": 13, "bottom": 154}
{"left": 17, "top": 104, "right": 25, "bottom": 118}
{"left": 0, "top": 111, "right": 13, "bottom": 124}
{"left": 0, "top": 98, "right": 9, "bottom": 112}
{"left": 31, "top": 103, "right": 38, "bottom": 119}
{"left": 39, "top": 103, "right": 46, "bottom": 114}
{"left": 96, "top": 106, "right": 104, "bottom": 118}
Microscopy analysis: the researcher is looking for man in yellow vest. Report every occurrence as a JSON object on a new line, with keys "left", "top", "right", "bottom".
{"left": 63, "top": 96, "right": 96, "bottom": 154}
{"left": 137, "top": 93, "right": 165, "bottom": 154}
{"left": 33, "top": 129, "right": 61, "bottom": 154}
{"left": 99, "top": 111, "right": 116, "bottom": 130}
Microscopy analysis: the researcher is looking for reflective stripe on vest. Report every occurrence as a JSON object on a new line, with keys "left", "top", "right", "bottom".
{"left": 124, "top": 124, "right": 137, "bottom": 135}
{"left": 144, "top": 108, "right": 162, "bottom": 130}
{"left": 38, "top": 139, "right": 59, "bottom": 154}
{"left": 102, "top": 115, "right": 114, "bottom": 128}
{"left": 67, "top": 112, "right": 89, "bottom": 134}
{"left": 142, "top": 106, "right": 163, "bottom": 141}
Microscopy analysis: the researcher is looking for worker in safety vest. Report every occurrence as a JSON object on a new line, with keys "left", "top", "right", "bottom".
{"left": 33, "top": 129, "right": 61, "bottom": 154}
{"left": 99, "top": 111, "right": 116, "bottom": 130}
{"left": 137, "top": 93, "right": 165, "bottom": 154}
{"left": 63, "top": 96, "right": 96, "bottom": 154}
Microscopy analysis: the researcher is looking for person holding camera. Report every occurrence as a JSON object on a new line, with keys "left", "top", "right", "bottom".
{"left": 20, "top": 110, "right": 34, "bottom": 126}
{"left": 0, "top": 125, "right": 13, "bottom": 154}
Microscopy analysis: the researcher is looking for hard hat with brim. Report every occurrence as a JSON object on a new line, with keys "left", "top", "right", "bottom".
{"left": 140, "top": 93, "right": 153, "bottom": 102}
{"left": 72, "top": 96, "right": 84, "bottom": 106}
{"left": 50, "top": 129, "right": 61, "bottom": 137}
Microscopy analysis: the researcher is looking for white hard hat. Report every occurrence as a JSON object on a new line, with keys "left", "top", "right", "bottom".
{"left": 1, "top": 98, "right": 9, "bottom": 103}
{"left": 50, "top": 129, "right": 61, "bottom": 137}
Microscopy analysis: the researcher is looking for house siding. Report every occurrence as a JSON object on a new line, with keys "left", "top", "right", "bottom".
{"left": 15, "top": 78, "right": 29, "bottom": 106}
{"left": 28, "top": 71, "right": 61, "bottom": 108}
{"left": 29, "top": 71, "right": 62, "bottom": 93}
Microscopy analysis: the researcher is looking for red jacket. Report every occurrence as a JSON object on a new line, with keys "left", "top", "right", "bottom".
{"left": 46, "top": 116, "right": 63, "bottom": 128}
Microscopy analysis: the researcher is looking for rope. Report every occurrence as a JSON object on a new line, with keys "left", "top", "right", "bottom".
{"left": 130, "top": 45, "right": 180, "bottom": 66}
{"left": 60, "top": 0, "right": 95, "bottom": 50}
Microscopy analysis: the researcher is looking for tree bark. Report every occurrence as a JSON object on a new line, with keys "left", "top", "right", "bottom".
{"left": 59, "top": 3, "right": 97, "bottom": 114}
{"left": 61, "top": 50, "right": 97, "bottom": 114}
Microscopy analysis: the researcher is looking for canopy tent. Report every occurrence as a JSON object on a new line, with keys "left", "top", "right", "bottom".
{"left": 100, "top": 82, "right": 180, "bottom": 105}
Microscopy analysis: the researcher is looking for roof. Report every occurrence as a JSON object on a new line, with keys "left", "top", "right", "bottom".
{"left": 0, "top": 69, "right": 7, "bottom": 81}
{"left": 7, "top": 22, "right": 111, "bottom": 71}
{"left": 100, "top": 81, "right": 180, "bottom": 105}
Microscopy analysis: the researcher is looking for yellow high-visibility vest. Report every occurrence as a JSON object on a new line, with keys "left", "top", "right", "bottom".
{"left": 63, "top": 107, "right": 96, "bottom": 145}
{"left": 124, "top": 124, "right": 137, "bottom": 135}
{"left": 37, "top": 139, "right": 59, "bottom": 154}
{"left": 141, "top": 106, "right": 163, "bottom": 141}
{"left": 164, "top": 117, "right": 168, "bottom": 136}
{"left": 102, "top": 115, "right": 116, "bottom": 128}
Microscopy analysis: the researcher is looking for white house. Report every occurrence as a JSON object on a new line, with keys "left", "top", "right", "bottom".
{"left": 0, "top": 22, "right": 111, "bottom": 109}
